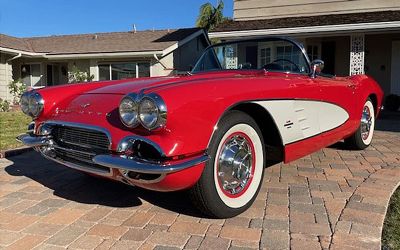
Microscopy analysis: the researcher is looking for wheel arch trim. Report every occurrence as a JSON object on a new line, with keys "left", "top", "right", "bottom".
{"left": 206, "top": 100, "right": 284, "bottom": 153}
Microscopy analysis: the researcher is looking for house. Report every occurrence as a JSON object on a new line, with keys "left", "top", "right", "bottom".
{"left": 210, "top": 1, "right": 400, "bottom": 97}
{"left": 0, "top": 28, "right": 209, "bottom": 101}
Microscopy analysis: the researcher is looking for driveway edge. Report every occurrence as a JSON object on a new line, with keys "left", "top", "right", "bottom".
{"left": 0, "top": 146, "right": 33, "bottom": 158}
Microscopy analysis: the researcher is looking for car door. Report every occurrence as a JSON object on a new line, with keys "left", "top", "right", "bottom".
{"left": 314, "top": 76, "right": 357, "bottom": 147}
{"left": 256, "top": 72, "right": 326, "bottom": 162}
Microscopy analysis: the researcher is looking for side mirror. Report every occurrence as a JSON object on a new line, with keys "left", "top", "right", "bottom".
{"left": 311, "top": 59, "right": 324, "bottom": 78}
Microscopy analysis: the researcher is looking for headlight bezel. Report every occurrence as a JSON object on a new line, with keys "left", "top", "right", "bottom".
{"left": 119, "top": 92, "right": 167, "bottom": 131}
{"left": 21, "top": 91, "right": 44, "bottom": 119}
{"left": 119, "top": 93, "right": 140, "bottom": 128}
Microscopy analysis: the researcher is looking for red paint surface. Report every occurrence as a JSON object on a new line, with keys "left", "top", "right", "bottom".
{"left": 33, "top": 70, "right": 383, "bottom": 191}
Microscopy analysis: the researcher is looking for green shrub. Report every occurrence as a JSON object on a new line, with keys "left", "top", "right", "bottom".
{"left": 8, "top": 79, "right": 26, "bottom": 105}
{"left": 68, "top": 65, "right": 94, "bottom": 83}
{"left": 0, "top": 98, "right": 10, "bottom": 112}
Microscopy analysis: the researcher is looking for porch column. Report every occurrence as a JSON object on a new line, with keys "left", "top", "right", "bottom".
{"left": 349, "top": 34, "right": 365, "bottom": 75}
{"left": 89, "top": 59, "right": 98, "bottom": 81}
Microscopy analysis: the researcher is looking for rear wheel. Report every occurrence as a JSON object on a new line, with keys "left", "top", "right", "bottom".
{"left": 190, "top": 111, "right": 265, "bottom": 218}
{"left": 345, "top": 99, "right": 375, "bottom": 149}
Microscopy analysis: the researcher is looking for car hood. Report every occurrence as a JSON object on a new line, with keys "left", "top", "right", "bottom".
{"left": 83, "top": 71, "right": 262, "bottom": 95}
{"left": 83, "top": 77, "right": 177, "bottom": 95}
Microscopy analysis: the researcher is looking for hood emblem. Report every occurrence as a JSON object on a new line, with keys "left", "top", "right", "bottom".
{"left": 80, "top": 103, "right": 91, "bottom": 108}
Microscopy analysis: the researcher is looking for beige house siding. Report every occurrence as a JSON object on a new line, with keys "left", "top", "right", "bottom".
{"left": 151, "top": 53, "right": 174, "bottom": 77}
{"left": 11, "top": 55, "right": 176, "bottom": 86}
{"left": 0, "top": 53, "right": 13, "bottom": 101}
{"left": 234, "top": 0, "right": 400, "bottom": 20}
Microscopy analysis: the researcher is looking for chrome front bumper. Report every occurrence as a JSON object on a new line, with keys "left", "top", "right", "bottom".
{"left": 92, "top": 154, "right": 209, "bottom": 174}
{"left": 17, "top": 133, "right": 208, "bottom": 176}
{"left": 16, "top": 133, "right": 51, "bottom": 147}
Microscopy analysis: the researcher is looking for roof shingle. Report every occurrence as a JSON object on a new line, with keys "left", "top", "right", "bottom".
{"left": 0, "top": 28, "right": 202, "bottom": 54}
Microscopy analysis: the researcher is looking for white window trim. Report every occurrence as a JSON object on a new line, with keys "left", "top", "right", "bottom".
{"left": 97, "top": 61, "right": 151, "bottom": 81}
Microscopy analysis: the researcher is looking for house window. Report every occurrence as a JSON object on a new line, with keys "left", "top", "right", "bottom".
{"left": 21, "top": 64, "right": 44, "bottom": 88}
{"left": 276, "top": 45, "right": 301, "bottom": 71}
{"left": 138, "top": 63, "right": 150, "bottom": 77}
{"left": 260, "top": 48, "right": 271, "bottom": 66}
{"left": 307, "top": 45, "right": 319, "bottom": 61}
{"left": 98, "top": 62, "right": 150, "bottom": 81}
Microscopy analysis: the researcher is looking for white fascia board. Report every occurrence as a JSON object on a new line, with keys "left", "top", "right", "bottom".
{"left": 162, "top": 29, "right": 206, "bottom": 56}
{"left": 45, "top": 50, "right": 164, "bottom": 60}
{"left": 209, "top": 21, "right": 400, "bottom": 38}
{"left": 0, "top": 47, "right": 45, "bottom": 57}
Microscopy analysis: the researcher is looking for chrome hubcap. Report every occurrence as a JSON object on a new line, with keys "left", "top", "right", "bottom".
{"left": 217, "top": 134, "right": 254, "bottom": 196}
{"left": 361, "top": 106, "right": 372, "bottom": 140}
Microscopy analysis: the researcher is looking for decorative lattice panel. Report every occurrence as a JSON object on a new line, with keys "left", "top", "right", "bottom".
{"left": 350, "top": 34, "right": 365, "bottom": 75}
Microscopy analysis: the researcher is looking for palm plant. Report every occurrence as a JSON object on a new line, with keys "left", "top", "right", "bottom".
{"left": 196, "top": 1, "right": 227, "bottom": 31}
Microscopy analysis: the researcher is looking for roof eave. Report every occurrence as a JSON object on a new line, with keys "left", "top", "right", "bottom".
{"left": 0, "top": 46, "right": 44, "bottom": 57}
{"left": 209, "top": 21, "right": 400, "bottom": 38}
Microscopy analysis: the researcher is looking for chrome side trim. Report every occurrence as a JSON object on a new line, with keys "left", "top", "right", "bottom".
{"left": 93, "top": 154, "right": 209, "bottom": 174}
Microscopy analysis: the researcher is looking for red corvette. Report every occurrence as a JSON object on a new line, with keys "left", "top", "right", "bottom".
{"left": 18, "top": 37, "right": 383, "bottom": 218}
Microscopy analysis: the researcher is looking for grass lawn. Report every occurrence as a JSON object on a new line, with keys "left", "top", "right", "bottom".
{"left": 0, "top": 111, "right": 31, "bottom": 151}
{"left": 382, "top": 187, "right": 400, "bottom": 250}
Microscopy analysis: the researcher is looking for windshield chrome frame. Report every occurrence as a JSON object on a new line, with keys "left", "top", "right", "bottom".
{"left": 191, "top": 36, "right": 312, "bottom": 75}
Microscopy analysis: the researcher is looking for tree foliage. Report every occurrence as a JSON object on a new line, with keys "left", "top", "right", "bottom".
{"left": 196, "top": 1, "right": 228, "bottom": 31}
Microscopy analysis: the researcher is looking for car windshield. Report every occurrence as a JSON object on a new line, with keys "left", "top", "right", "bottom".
{"left": 192, "top": 38, "right": 310, "bottom": 74}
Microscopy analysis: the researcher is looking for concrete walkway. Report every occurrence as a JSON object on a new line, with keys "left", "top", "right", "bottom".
{"left": 0, "top": 129, "right": 399, "bottom": 249}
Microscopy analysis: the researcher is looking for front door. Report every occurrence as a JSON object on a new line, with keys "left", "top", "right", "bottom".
{"left": 47, "top": 65, "right": 53, "bottom": 86}
{"left": 391, "top": 41, "right": 400, "bottom": 95}
{"left": 321, "top": 41, "right": 336, "bottom": 75}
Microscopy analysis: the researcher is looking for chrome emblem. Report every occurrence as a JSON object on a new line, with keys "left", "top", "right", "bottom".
{"left": 80, "top": 103, "right": 91, "bottom": 108}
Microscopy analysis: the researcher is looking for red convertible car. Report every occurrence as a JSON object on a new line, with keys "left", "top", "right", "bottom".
{"left": 18, "top": 37, "right": 383, "bottom": 218}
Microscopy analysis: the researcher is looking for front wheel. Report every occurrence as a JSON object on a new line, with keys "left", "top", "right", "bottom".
{"left": 190, "top": 111, "right": 265, "bottom": 218}
{"left": 345, "top": 98, "right": 375, "bottom": 150}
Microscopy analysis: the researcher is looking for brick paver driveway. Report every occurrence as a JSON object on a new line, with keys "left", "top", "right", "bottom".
{"left": 1, "top": 119, "right": 399, "bottom": 250}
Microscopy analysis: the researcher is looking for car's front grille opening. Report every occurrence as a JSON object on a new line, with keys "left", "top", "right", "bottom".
{"left": 52, "top": 126, "right": 110, "bottom": 153}
{"left": 50, "top": 125, "right": 111, "bottom": 174}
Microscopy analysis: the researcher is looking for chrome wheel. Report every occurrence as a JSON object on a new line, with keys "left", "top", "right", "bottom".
{"left": 217, "top": 133, "right": 255, "bottom": 197}
{"left": 361, "top": 105, "right": 372, "bottom": 141}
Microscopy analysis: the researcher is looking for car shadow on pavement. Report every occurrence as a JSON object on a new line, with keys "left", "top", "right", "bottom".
{"left": 4, "top": 151, "right": 205, "bottom": 217}
{"left": 375, "top": 111, "right": 400, "bottom": 133}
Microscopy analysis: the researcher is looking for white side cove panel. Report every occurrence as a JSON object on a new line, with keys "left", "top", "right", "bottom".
{"left": 253, "top": 100, "right": 349, "bottom": 145}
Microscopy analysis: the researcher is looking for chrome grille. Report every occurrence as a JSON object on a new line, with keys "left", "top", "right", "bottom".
{"left": 50, "top": 125, "right": 111, "bottom": 175}
{"left": 52, "top": 126, "right": 110, "bottom": 151}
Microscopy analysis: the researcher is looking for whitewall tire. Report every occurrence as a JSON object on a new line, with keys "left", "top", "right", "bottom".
{"left": 345, "top": 98, "right": 375, "bottom": 150}
{"left": 190, "top": 111, "right": 265, "bottom": 218}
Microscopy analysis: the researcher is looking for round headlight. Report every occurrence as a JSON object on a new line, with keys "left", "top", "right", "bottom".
{"left": 27, "top": 92, "right": 44, "bottom": 118}
{"left": 20, "top": 92, "right": 30, "bottom": 115}
{"left": 138, "top": 94, "right": 167, "bottom": 130}
{"left": 139, "top": 98, "right": 159, "bottom": 129}
{"left": 119, "top": 94, "right": 139, "bottom": 128}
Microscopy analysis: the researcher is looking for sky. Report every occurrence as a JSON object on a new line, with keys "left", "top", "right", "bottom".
{"left": 0, "top": 0, "right": 233, "bottom": 37}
